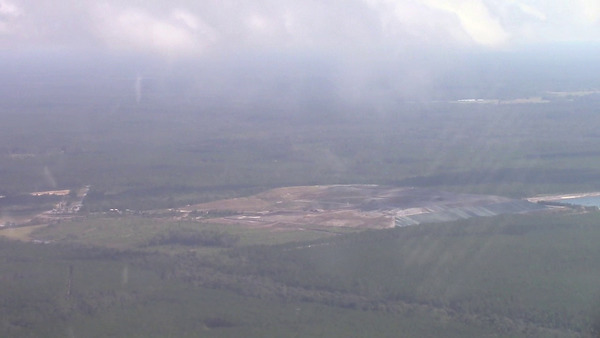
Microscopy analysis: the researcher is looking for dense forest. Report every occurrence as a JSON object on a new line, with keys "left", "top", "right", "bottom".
{"left": 2, "top": 92, "right": 600, "bottom": 210}
{"left": 3, "top": 58, "right": 600, "bottom": 336}
{"left": 3, "top": 212, "right": 600, "bottom": 336}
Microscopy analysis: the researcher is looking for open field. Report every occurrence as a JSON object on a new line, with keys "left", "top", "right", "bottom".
{"left": 0, "top": 213, "right": 39, "bottom": 227}
{"left": 0, "top": 224, "right": 48, "bottom": 241}
{"left": 184, "top": 185, "right": 547, "bottom": 229}
{"left": 29, "top": 215, "right": 348, "bottom": 250}
{"left": 1, "top": 184, "right": 546, "bottom": 250}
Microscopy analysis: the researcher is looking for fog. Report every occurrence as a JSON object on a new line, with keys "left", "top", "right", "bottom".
{"left": 4, "top": 2, "right": 600, "bottom": 336}
{"left": 2, "top": 44, "right": 600, "bottom": 121}
{"left": 1, "top": 1, "right": 600, "bottom": 118}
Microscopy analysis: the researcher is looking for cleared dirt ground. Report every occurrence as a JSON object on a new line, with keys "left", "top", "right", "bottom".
{"left": 183, "top": 185, "right": 545, "bottom": 230}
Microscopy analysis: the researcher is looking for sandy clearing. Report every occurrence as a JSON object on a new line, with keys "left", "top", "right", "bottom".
{"left": 30, "top": 189, "right": 70, "bottom": 196}
{"left": 181, "top": 185, "right": 546, "bottom": 230}
{"left": 527, "top": 192, "right": 600, "bottom": 203}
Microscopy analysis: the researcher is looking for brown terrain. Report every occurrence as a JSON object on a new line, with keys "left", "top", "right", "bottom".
{"left": 182, "top": 185, "right": 546, "bottom": 230}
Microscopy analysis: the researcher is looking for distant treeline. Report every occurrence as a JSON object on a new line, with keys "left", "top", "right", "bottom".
{"left": 6, "top": 96, "right": 600, "bottom": 208}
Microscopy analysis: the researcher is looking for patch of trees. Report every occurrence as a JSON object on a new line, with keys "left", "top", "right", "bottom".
{"left": 0, "top": 194, "right": 61, "bottom": 207}
{"left": 146, "top": 228, "right": 239, "bottom": 248}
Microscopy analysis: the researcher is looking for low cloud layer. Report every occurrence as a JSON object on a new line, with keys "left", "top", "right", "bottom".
{"left": 90, "top": 5, "right": 217, "bottom": 56}
{"left": 2, "top": 0, "right": 600, "bottom": 109}
{"left": 1, "top": 0, "right": 599, "bottom": 56}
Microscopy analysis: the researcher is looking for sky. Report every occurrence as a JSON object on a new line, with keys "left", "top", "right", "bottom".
{"left": 1, "top": 0, "right": 599, "bottom": 57}
{"left": 1, "top": 0, "right": 599, "bottom": 106}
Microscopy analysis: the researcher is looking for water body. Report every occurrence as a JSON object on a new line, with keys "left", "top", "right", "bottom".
{"left": 561, "top": 195, "right": 600, "bottom": 207}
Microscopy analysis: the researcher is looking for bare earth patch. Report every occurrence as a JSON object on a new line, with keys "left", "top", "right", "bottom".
{"left": 183, "top": 185, "right": 545, "bottom": 230}
{"left": 30, "top": 189, "right": 70, "bottom": 196}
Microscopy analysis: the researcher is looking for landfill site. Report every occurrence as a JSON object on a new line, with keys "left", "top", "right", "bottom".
{"left": 183, "top": 185, "right": 547, "bottom": 230}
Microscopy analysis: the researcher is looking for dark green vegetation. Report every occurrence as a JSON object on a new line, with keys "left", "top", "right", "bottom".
{"left": 5, "top": 239, "right": 481, "bottom": 338}
{"left": 3, "top": 212, "right": 600, "bottom": 336}
{"left": 28, "top": 216, "right": 344, "bottom": 250}
{"left": 219, "top": 212, "right": 600, "bottom": 335}
{"left": 2, "top": 91, "right": 600, "bottom": 209}
{"left": 3, "top": 63, "right": 600, "bottom": 336}
{"left": 0, "top": 193, "right": 61, "bottom": 218}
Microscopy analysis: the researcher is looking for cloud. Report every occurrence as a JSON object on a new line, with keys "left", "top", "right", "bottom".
{"left": 2, "top": 0, "right": 600, "bottom": 57}
{"left": 91, "top": 4, "right": 217, "bottom": 56}
{"left": 511, "top": 1, "right": 546, "bottom": 21}
{"left": 580, "top": 0, "right": 600, "bottom": 25}
{"left": 422, "top": 0, "right": 509, "bottom": 47}
{"left": 362, "top": 0, "right": 513, "bottom": 47}
{"left": 0, "top": 0, "right": 20, "bottom": 17}
{"left": 171, "top": 8, "right": 200, "bottom": 31}
{"left": 0, "top": 0, "right": 22, "bottom": 34}
{"left": 363, "top": 0, "right": 468, "bottom": 45}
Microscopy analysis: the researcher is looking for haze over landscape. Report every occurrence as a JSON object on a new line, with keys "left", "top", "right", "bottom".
{"left": 2, "top": 1, "right": 600, "bottom": 337}
{"left": 3, "top": 0, "right": 600, "bottom": 106}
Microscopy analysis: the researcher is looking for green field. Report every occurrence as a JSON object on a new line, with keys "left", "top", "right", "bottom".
{"left": 29, "top": 215, "right": 347, "bottom": 250}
